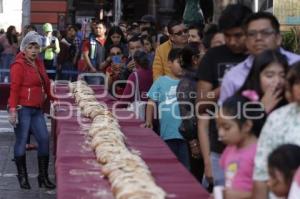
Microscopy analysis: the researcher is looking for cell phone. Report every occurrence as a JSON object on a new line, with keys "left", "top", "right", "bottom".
{"left": 207, "top": 182, "right": 214, "bottom": 193}
{"left": 112, "top": 55, "right": 122, "bottom": 64}
{"left": 51, "top": 39, "right": 55, "bottom": 44}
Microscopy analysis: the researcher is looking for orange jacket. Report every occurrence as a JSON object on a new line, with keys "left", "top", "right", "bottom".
{"left": 152, "top": 40, "right": 172, "bottom": 80}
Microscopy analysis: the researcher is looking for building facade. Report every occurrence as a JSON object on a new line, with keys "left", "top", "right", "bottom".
{"left": 0, "top": 0, "right": 282, "bottom": 35}
{"left": 0, "top": 0, "right": 23, "bottom": 32}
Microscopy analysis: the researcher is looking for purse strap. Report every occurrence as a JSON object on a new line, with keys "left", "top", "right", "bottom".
{"left": 31, "top": 63, "right": 47, "bottom": 92}
{"left": 133, "top": 72, "right": 141, "bottom": 101}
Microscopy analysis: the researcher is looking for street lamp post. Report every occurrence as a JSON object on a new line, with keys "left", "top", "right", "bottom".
{"left": 22, "top": 0, "right": 31, "bottom": 30}
{"left": 254, "top": 0, "right": 259, "bottom": 12}
{"left": 114, "top": 0, "right": 122, "bottom": 25}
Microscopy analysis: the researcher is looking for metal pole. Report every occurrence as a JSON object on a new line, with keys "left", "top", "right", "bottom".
{"left": 118, "top": 0, "right": 122, "bottom": 23}
{"left": 148, "top": 0, "right": 157, "bottom": 18}
{"left": 114, "top": 0, "right": 122, "bottom": 25}
{"left": 22, "top": 0, "right": 31, "bottom": 30}
{"left": 254, "top": 0, "right": 259, "bottom": 12}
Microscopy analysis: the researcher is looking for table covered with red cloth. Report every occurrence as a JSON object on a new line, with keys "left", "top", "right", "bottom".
{"left": 53, "top": 85, "right": 209, "bottom": 199}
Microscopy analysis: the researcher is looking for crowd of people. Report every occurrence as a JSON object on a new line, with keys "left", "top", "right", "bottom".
{"left": 2, "top": 3, "right": 300, "bottom": 199}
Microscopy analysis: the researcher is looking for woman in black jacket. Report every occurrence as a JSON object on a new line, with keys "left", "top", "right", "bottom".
{"left": 177, "top": 42, "right": 204, "bottom": 182}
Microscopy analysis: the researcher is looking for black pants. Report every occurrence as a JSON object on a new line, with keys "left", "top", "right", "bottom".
{"left": 190, "top": 156, "right": 204, "bottom": 183}
{"left": 44, "top": 59, "right": 56, "bottom": 80}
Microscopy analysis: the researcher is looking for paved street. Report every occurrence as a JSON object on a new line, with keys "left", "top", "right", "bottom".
{"left": 0, "top": 111, "right": 56, "bottom": 199}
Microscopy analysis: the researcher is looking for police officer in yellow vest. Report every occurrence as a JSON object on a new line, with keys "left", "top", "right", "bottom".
{"left": 41, "top": 23, "right": 60, "bottom": 80}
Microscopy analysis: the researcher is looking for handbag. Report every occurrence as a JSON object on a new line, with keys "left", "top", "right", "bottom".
{"left": 127, "top": 72, "right": 146, "bottom": 121}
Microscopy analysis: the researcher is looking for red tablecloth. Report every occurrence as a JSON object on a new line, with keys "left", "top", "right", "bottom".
{"left": 1, "top": 83, "right": 50, "bottom": 113}
{"left": 54, "top": 85, "right": 209, "bottom": 199}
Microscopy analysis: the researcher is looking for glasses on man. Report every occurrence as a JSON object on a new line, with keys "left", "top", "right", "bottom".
{"left": 246, "top": 29, "right": 277, "bottom": 39}
{"left": 173, "top": 29, "right": 188, "bottom": 36}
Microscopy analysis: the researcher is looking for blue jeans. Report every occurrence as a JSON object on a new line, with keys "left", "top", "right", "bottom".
{"left": 0, "top": 53, "right": 14, "bottom": 82}
{"left": 202, "top": 152, "right": 225, "bottom": 187}
{"left": 165, "top": 139, "right": 190, "bottom": 170}
{"left": 14, "top": 106, "right": 49, "bottom": 157}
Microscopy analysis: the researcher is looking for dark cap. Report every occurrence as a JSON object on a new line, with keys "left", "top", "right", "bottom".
{"left": 139, "top": 15, "right": 156, "bottom": 24}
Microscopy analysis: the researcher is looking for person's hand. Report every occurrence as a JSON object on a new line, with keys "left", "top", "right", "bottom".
{"left": 189, "top": 139, "right": 202, "bottom": 159}
{"left": 8, "top": 110, "right": 17, "bottom": 128}
{"left": 57, "top": 64, "right": 62, "bottom": 71}
{"left": 214, "top": 87, "right": 221, "bottom": 99}
{"left": 127, "top": 59, "right": 135, "bottom": 71}
{"left": 111, "top": 63, "right": 122, "bottom": 77}
{"left": 285, "top": 90, "right": 293, "bottom": 103}
{"left": 106, "top": 56, "right": 112, "bottom": 64}
{"left": 90, "top": 67, "right": 97, "bottom": 73}
{"left": 50, "top": 94, "right": 59, "bottom": 103}
{"left": 50, "top": 42, "right": 56, "bottom": 50}
{"left": 261, "top": 85, "right": 283, "bottom": 114}
{"left": 112, "top": 63, "right": 121, "bottom": 71}
{"left": 204, "top": 160, "right": 214, "bottom": 185}
{"left": 46, "top": 43, "right": 55, "bottom": 50}
{"left": 141, "top": 122, "right": 153, "bottom": 129}
{"left": 72, "top": 57, "right": 77, "bottom": 66}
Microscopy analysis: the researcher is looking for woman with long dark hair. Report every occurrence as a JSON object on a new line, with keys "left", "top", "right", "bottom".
{"left": 176, "top": 42, "right": 204, "bottom": 182}
{"left": 141, "top": 35, "right": 155, "bottom": 67}
{"left": 0, "top": 25, "right": 18, "bottom": 82}
{"left": 252, "top": 61, "right": 300, "bottom": 199}
{"left": 104, "top": 26, "right": 127, "bottom": 57}
{"left": 238, "top": 49, "right": 289, "bottom": 114}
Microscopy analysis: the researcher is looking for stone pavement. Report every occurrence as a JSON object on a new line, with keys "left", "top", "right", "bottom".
{"left": 0, "top": 111, "right": 56, "bottom": 199}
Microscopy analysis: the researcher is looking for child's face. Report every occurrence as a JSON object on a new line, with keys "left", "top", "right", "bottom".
{"left": 267, "top": 167, "right": 291, "bottom": 197}
{"left": 216, "top": 109, "right": 246, "bottom": 146}
{"left": 128, "top": 41, "right": 144, "bottom": 57}
{"left": 168, "top": 58, "right": 183, "bottom": 78}
{"left": 143, "top": 39, "right": 152, "bottom": 53}
{"left": 291, "top": 83, "right": 300, "bottom": 104}
{"left": 188, "top": 29, "right": 201, "bottom": 43}
{"left": 260, "top": 62, "right": 286, "bottom": 94}
{"left": 285, "top": 81, "right": 300, "bottom": 104}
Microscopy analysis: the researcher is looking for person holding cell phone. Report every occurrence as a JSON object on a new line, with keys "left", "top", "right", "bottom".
{"left": 57, "top": 25, "right": 79, "bottom": 81}
{"left": 104, "top": 26, "right": 128, "bottom": 58}
{"left": 120, "top": 50, "right": 152, "bottom": 104}
{"left": 104, "top": 44, "right": 127, "bottom": 97}
{"left": 41, "top": 23, "right": 60, "bottom": 80}
{"left": 119, "top": 35, "right": 144, "bottom": 82}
